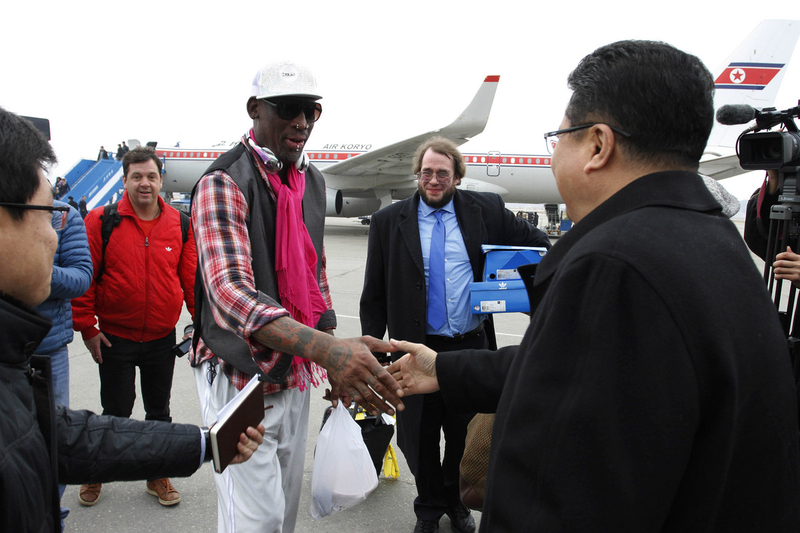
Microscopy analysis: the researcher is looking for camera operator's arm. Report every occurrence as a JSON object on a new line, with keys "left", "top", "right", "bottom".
{"left": 744, "top": 170, "right": 780, "bottom": 260}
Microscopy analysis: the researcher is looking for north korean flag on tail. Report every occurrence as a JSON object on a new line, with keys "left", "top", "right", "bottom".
{"left": 715, "top": 62, "right": 784, "bottom": 90}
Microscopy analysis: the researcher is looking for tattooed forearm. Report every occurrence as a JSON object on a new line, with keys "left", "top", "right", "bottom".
{"left": 252, "top": 316, "right": 320, "bottom": 359}
{"left": 251, "top": 316, "right": 347, "bottom": 371}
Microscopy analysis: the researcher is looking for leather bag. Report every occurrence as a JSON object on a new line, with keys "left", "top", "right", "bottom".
{"left": 459, "top": 413, "right": 495, "bottom": 511}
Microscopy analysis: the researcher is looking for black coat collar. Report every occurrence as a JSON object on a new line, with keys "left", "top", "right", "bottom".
{"left": 534, "top": 171, "right": 723, "bottom": 286}
{"left": 0, "top": 292, "right": 52, "bottom": 365}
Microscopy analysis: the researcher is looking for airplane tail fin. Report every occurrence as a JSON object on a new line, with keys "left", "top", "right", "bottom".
{"left": 440, "top": 75, "right": 500, "bottom": 143}
{"left": 706, "top": 20, "right": 800, "bottom": 150}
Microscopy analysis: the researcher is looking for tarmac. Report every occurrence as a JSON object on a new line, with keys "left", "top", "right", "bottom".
{"left": 61, "top": 216, "right": 758, "bottom": 533}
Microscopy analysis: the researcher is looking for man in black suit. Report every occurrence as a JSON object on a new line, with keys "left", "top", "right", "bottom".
{"left": 78, "top": 195, "right": 88, "bottom": 219}
{"left": 388, "top": 41, "right": 800, "bottom": 532}
{"left": 360, "top": 136, "right": 550, "bottom": 533}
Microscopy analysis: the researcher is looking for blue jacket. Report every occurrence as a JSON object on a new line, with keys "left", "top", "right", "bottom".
{"left": 34, "top": 201, "right": 93, "bottom": 354}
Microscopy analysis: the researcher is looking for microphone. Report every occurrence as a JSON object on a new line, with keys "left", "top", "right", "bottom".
{"left": 716, "top": 104, "right": 758, "bottom": 125}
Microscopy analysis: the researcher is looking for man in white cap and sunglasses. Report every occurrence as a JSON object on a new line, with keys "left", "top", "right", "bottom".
{"left": 190, "top": 60, "right": 404, "bottom": 532}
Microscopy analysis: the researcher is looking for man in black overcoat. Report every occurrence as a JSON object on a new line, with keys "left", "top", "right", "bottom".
{"left": 388, "top": 41, "right": 800, "bottom": 532}
{"left": 360, "top": 136, "right": 550, "bottom": 533}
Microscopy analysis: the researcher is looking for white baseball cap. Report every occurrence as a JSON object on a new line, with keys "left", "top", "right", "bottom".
{"left": 250, "top": 61, "right": 322, "bottom": 100}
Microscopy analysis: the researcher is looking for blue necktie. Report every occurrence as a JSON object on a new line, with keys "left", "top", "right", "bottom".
{"left": 428, "top": 210, "right": 446, "bottom": 330}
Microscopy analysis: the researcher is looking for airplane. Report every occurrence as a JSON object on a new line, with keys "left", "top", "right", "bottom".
{"left": 85, "top": 20, "right": 800, "bottom": 232}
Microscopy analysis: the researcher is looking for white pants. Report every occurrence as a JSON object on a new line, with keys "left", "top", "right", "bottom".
{"left": 193, "top": 362, "right": 310, "bottom": 533}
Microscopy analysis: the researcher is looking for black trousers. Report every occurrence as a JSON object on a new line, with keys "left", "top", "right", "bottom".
{"left": 406, "top": 329, "right": 488, "bottom": 521}
{"left": 97, "top": 331, "right": 176, "bottom": 422}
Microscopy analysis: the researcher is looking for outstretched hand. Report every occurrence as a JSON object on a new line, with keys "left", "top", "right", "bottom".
{"left": 228, "top": 424, "right": 266, "bottom": 466}
{"left": 322, "top": 336, "right": 405, "bottom": 416}
{"left": 386, "top": 339, "right": 440, "bottom": 396}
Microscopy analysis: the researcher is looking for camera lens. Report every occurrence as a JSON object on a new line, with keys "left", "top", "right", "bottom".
{"left": 739, "top": 132, "right": 800, "bottom": 170}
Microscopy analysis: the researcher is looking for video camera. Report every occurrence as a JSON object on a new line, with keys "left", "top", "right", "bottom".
{"left": 716, "top": 102, "right": 800, "bottom": 171}
{"left": 719, "top": 102, "right": 800, "bottom": 359}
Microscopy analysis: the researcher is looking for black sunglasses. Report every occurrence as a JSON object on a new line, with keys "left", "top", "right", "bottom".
{"left": 261, "top": 98, "right": 322, "bottom": 123}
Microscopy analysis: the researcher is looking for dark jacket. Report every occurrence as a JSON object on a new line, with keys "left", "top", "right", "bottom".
{"left": 193, "top": 143, "right": 333, "bottom": 381}
{"left": 360, "top": 189, "right": 550, "bottom": 345}
{"left": 438, "top": 171, "right": 800, "bottom": 532}
{"left": 360, "top": 189, "right": 550, "bottom": 463}
{"left": 35, "top": 202, "right": 92, "bottom": 355}
{"left": 743, "top": 181, "right": 776, "bottom": 260}
{"left": 0, "top": 293, "right": 204, "bottom": 533}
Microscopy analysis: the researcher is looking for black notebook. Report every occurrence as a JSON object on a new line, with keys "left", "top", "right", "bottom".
{"left": 210, "top": 375, "right": 268, "bottom": 473}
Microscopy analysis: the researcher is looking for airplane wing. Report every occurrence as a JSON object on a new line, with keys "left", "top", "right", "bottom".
{"left": 698, "top": 153, "right": 743, "bottom": 180}
{"left": 322, "top": 75, "right": 499, "bottom": 179}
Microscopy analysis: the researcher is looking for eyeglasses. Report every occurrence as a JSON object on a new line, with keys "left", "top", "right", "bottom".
{"left": 416, "top": 170, "right": 454, "bottom": 184}
{"left": 0, "top": 203, "right": 70, "bottom": 231}
{"left": 543, "top": 123, "right": 632, "bottom": 154}
{"left": 261, "top": 98, "right": 322, "bottom": 123}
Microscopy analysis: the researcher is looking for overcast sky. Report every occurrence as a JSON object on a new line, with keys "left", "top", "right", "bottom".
{"left": 3, "top": 1, "right": 800, "bottom": 200}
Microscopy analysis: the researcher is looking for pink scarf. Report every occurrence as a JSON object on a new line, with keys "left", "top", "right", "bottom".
{"left": 246, "top": 132, "right": 328, "bottom": 390}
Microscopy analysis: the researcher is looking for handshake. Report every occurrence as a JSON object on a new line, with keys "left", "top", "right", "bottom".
{"left": 324, "top": 337, "right": 440, "bottom": 415}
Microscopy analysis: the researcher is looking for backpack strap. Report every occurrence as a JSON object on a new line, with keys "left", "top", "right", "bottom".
{"left": 96, "top": 203, "right": 122, "bottom": 284}
{"left": 178, "top": 210, "right": 190, "bottom": 244}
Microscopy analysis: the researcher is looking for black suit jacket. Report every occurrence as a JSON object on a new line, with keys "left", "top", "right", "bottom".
{"left": 360, "top": 189, "right": 550, "bottom": 456}
{"left": 360, "top": 189, "right": 549, "bottom": 345}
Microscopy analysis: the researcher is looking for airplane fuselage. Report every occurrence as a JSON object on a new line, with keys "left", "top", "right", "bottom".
{"left": 155, "top": 145, "right": 563, "bottom": 217}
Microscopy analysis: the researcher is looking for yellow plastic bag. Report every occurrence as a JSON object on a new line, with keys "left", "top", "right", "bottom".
{"left": 383, "top": 443, "right": 399, "bottom": 479}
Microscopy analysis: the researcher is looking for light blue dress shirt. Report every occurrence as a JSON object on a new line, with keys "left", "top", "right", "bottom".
{"left": 418, "top": 199, "right": 483, "bottom": 336}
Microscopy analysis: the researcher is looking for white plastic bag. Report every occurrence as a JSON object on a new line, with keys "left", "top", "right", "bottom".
{"left": 310, "top": 402, "right": 379, "bottom": 519}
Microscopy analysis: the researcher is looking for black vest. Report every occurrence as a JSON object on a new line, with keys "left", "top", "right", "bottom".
{"left": 192, "top": 144, "right": 334, "bottom": 382}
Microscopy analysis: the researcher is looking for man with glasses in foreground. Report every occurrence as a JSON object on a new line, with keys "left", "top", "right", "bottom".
{"left": 387, "top": 41, "right": 800, "bottom": 531}
{"left": 33, "top": 196, "right": 92, "bottom": 530}
{"left": 360, "top": 136, "right": 550, "bottom": 533}
{"left": 0, "top": 106, "right": 264, "bottom": 533}
{"left": 190, "top": 60, "right": 404, "bottom": 532}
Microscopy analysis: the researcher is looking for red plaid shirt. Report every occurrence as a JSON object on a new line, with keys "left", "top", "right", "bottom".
{"left": 190, "top": 157, "right": 333, "bottom": 395}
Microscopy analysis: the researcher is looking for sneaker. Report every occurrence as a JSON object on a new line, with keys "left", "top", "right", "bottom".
{"left": 145, "top": 478, "right": 181, "bottom": 506}
{"left": 78, "top": 483, "right": 101, "bottom": 506}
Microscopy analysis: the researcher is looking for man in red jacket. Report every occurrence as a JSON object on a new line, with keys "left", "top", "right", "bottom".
{"left": 72, "top": 146, "right": 197, "bottom": 508}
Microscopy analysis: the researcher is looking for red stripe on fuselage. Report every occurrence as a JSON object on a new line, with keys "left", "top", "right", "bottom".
{"left": 156, "top": 150, "right": 552, "bottom": 167}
